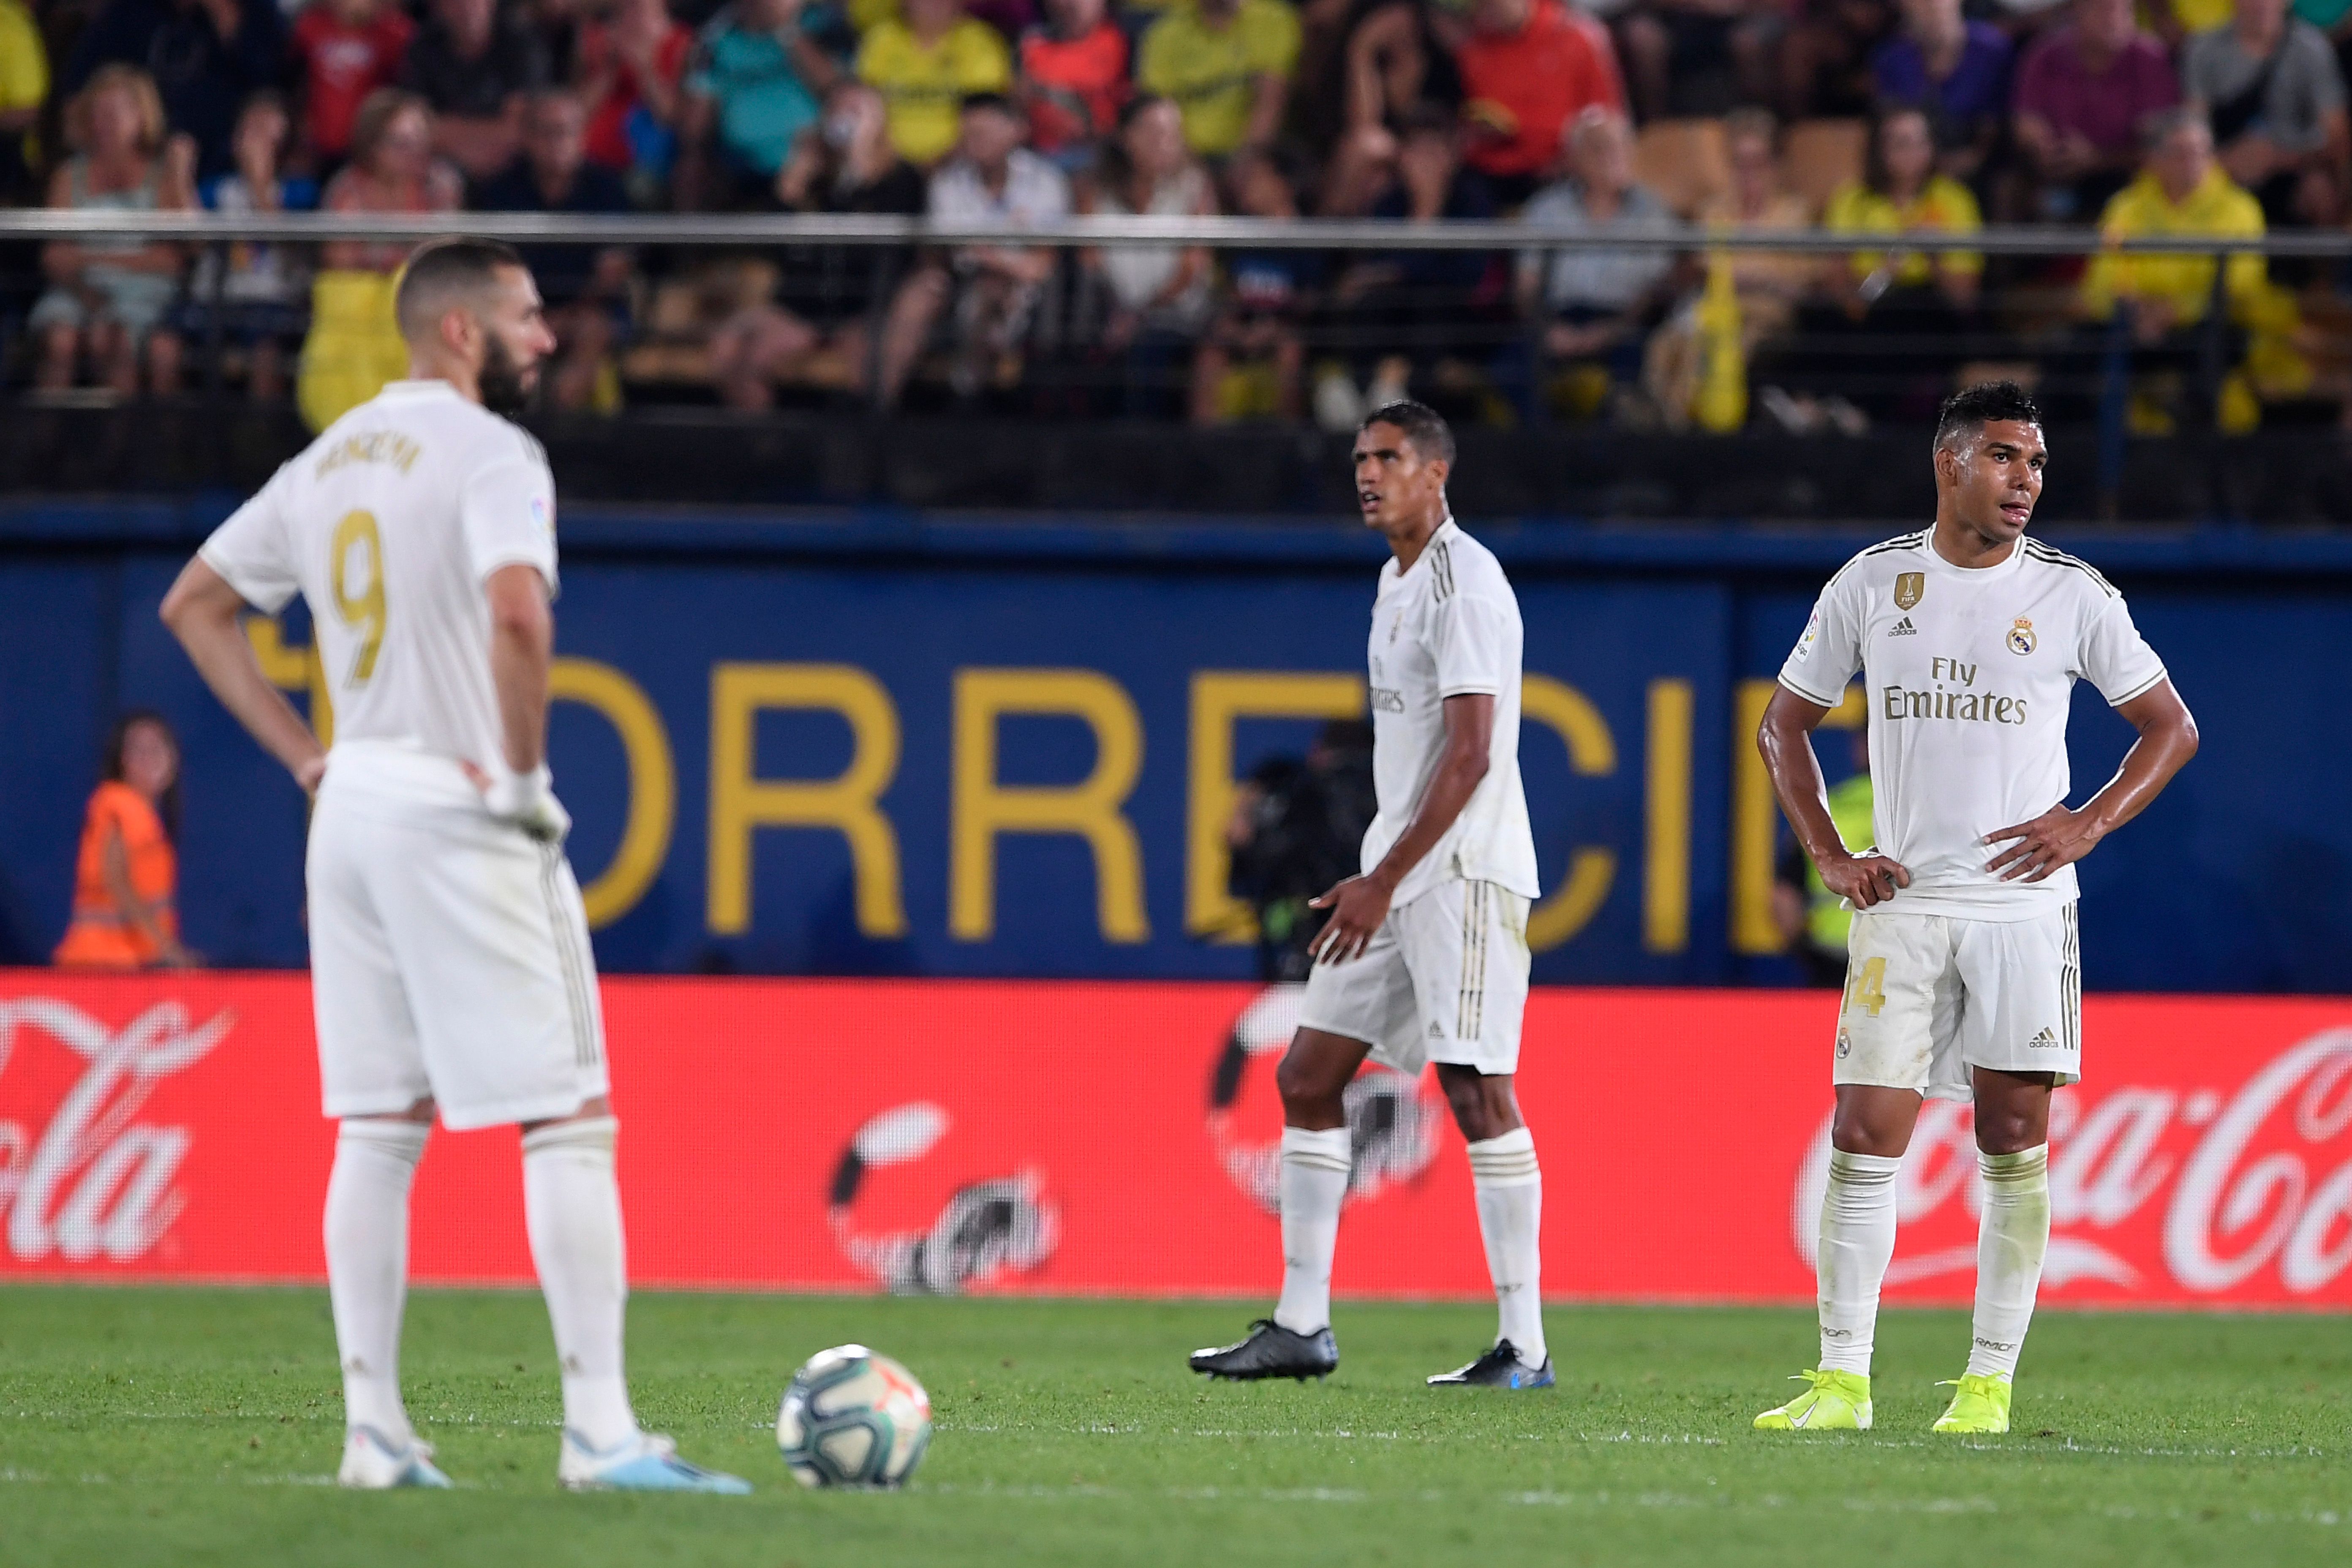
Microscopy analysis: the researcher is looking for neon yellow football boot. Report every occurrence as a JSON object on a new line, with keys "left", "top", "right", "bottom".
{"left": 1932, "top": 1373, "right": 2012, "bottom": 1434}
{"left": 1753, "top": 1369, "right": 1872, "bottom": 1431}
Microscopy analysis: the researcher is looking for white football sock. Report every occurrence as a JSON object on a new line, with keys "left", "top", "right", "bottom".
{"left": 1965, "top": 1146, "right": 2050, "bottom": 1381}
{"left": 1465, "top": 1128, "right": 1545, "bottom": 1365}
{"left": 324, "top": 1117, "right": 428, "bottom": 1442}
{"left": 1817, "top": 1148, "right": 1902, "bottom": 1376}
{"left": 522, "top": 1116, "right": 638, "bottom": 1450}
{"left": 1272, "top": 1126, "right": 1351, "bottom": 1334}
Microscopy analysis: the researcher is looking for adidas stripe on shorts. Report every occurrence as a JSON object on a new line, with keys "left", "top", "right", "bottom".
{"left": 307, "top": 740, "right": 610, "bottom": 1131}
{"left": 1298, "top": 877, "right": 1532, "bottom": 1077}
{"left": 1831, "top": 903, "right": 2082, "bottom": 1100}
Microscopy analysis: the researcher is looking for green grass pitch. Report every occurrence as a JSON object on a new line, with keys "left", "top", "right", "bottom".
{"left": 1, "top": 1285, "right": 2347, "bottom": 1566}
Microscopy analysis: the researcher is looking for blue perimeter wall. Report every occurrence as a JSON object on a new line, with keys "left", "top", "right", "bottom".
{"left": 1, "top": 500, "right": 2345, "bottom": 993}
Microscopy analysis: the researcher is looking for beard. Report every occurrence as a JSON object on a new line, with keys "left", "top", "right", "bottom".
{"left": 478, "top": 334, "right": 536, "bottom": 417}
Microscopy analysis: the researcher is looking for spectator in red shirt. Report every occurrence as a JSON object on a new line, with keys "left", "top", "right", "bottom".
{"left": 575, "top": 0, "right": 691, "bottom": 185}
{"left": 1450, "top": 0, "right": 1623, "bottom": 205}
{"left": 291, "top": 0, "right": 414, "bottom": 168}
{"left": 1018, "top": 0, "right": 1128, "bottom": 170}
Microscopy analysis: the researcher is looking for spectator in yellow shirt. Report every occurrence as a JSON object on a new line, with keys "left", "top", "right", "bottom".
{"left": 856, "top": 0, "right": 1013, "bottom": 166}
{"left": 0, "top": 0, "right": 46, "bottom": 201}
{"left": 1778, "top": 104, "right": 1980, "bottom": 422}
{"left": 1138, "top": 0, "right": 1301, "bottom": 158}
{"left": 2082, "top": 109, "right": 2267, "bottom": 332}
{"left": 2078, "top": 107, "right": 2299, "bottom": 432}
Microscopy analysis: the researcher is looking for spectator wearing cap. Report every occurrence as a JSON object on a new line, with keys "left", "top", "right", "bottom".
{"left": 400, "top": 0, "right": 553, "bottom": 185}
{"left": 1137, "top": 0, "right": 1302, "bottom": 159}
{"left": 2013, "top": 0, "right": 2180, "bottom": 222}
{"left": 1869, "top": 0, "right": 2012, "bottom": 187}
{"left": 64, "top": 0, "right": 286, "bottom": 178}
{"left": 2182, "top": 0, "right": 2350, "bottom": 226}
{"left": 473, "top": 88, "right": 636, "bottom": 409}
{"left": 857, "top": 0, "right": 1014, "bottom": 167}
{"left": 874, "top": 91, "right": 1069, "bottom": 406}
{"left": 290, "top": 0, "right": 414, "bottom": 169}
{"left": 678, "top": 0, "right": 842, "bottom": 209}
{"left": 1018, "top": 0, "right": 1129, "bottom": 172}
{"left": 1516, "top": 107, "right": 1690, "bottom": 416}
{"left": 32, "top": 64, "right": 195, "bottom": 397}
{"left": 1445, "top": 0, "right": 1624, "bottom": 208}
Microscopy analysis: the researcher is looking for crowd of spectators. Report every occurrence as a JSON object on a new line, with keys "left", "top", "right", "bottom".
{"left": 3, "top": 0, "right": 2349, "bottom": 430}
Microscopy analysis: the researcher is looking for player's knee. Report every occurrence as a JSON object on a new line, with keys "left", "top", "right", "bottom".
{"left": 1274, "top": 1047, "right": 1344, "bottom": 1118}
{"left": 1974, "top": 1106, "right": 2046, "bottom": 1155}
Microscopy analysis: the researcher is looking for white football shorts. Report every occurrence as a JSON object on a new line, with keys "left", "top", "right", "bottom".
{"left": 307, "top": 741, "right": 609, "bottom": 1131}
{"left": 1298, "top": 877, "right": 1531, "bottom": 1077}
{"left": 1833, "top": 902, "right": 2081, "bottom": 1100}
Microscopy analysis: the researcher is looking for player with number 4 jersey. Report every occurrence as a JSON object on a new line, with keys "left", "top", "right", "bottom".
{"left": 1751, "top": 383, "right": 2199, "bottom": 1436}
{"left": 161, "top": 238, "right": 747, "bottom": 1495}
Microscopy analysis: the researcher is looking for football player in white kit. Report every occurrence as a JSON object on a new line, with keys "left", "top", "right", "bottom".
{"left": 1191, "top": 403, "right": 1551, "bottom": 1389}
{"left": 158, "top": 239, "right": 749, "bottom": 1493}
{"left": 1752, "top": 383, "right": 2199, "bottom": 1436}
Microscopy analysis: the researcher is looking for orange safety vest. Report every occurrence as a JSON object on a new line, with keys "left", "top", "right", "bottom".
{"left": 53, "top": 781, "right": 178, "bottom": 969}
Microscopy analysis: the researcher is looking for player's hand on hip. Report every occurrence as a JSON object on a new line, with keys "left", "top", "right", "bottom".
{"left": 1307, "top": 875, "right": 1391, "bottom": 964}
{"left": 461, "top": 759, "right": 572, "bottom": 845}
{"left": 1819, "top": 851, "right": 1911, "bottom": 909}
{"left": 1985, "top": 804, "right": 2101, "bottom": 882}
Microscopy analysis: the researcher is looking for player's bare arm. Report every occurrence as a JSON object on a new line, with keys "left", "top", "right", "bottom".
{"left": 1985, "top": 678, "right": 2199, "bottom": 882}
{"left": 1309, "top": 691, "right": 1492, "bottom": 963}
{"left": 158, "top": 557, "right": 327, "bottom": 792}
{"left": 1757, "top": 685, "right": 1910, "bottom": 909}
{"left": 486, "top": 563, "right": 553, "bottom": 775}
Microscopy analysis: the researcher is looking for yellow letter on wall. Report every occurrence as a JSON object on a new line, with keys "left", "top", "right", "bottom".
{"left": 708, "top": 663, "right": 906, "bottom": 938}
{"left": 1730, "top": 679, "right": 1867, "bottom": 954}
{"left": 1186, "top": 672, "right": 1365, "bottom": 942}
{"left": 550, "top": 657, "right": 675, "bottom": 929}
{"left": 1519, "top": 674, "right": 1619, "bottom": 952}
{"left": 953, "top": 668, "right": 1149, "bottom": 943}
{"left": 1644, "top": 678, "right": 1694, "bottom": 953}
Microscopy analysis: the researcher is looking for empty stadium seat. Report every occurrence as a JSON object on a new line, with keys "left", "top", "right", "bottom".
{"left": 1631, "top": 119, "right": 1731, "bottom": 219}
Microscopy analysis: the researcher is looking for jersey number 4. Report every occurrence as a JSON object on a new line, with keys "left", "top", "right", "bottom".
{"left": 1842, "top": 956, "right": 1888, "bottom": 1018}
{"left": 331, "top": 509, "right": 386, "bottom": 688}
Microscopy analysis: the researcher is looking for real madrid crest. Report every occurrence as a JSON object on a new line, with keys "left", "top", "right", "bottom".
{"left": 2007, "top": 616, "right": 2037, "bottom": 655}
{"left": 1894, "top": 572, "right": 1924, "bottom": 610}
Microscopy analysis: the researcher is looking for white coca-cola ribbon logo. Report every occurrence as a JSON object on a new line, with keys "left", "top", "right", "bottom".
{"left": 0, "top": 998, "right": 233, "bottom": 1263}
{"left": 1791, "top": 1028, "right": 2352, "bottom": 1297}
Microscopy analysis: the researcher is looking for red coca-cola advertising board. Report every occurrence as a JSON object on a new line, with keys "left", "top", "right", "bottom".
{"left": 3, "top": 971, "right": 2349, "bottom": 1307}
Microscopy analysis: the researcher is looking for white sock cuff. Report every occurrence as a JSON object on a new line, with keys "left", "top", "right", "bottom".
{"left": 1280, "top": 1125, "right": 1353, "bottom": 1175}
{"left": 1979, "top": 1144, "right": 2049, "bottom": 1185}
{"left": 522, "top": 1115, "right": 618, "bottom": 1160}
{"left": 338, "top": 1118, "right": 428, "bottom": 1166}
{"left": 1827, "top": 1148, "right": 1902, "bottom": 1186}
{"left": 1466, "top": 1127, "right": 1540, "bottom": 1189}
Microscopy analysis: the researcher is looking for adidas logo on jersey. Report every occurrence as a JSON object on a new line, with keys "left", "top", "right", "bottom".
{"left": 1887, "top": 617, "right": 1917, "bottom": 637}
{"left": 2027, "top": 1027, "right": 2063, "bottom": 1050}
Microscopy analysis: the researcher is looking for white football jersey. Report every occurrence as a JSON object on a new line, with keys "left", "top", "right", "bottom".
{"left": 1778, "top": 529, "right": 2168, "bottom": 918}
{"left": 1361, "top": 518, "right": 1541, "bottom": 906}
{"left": 200, "top": 380, "right": 558, "bottom": 780}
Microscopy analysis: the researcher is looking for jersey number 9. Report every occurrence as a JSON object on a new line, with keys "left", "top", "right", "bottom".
{"left": 331, "top": 509, "right": 386, "bottom": 687}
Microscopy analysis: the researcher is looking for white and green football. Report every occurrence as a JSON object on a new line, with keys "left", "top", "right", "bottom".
{"left": 776, "top": 1344, "right": 934, "bottom": 1488}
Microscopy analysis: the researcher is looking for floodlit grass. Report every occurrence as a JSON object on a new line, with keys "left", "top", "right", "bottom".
{"left": 0, "top": 1286, "right": 2347, "bottom": 1565}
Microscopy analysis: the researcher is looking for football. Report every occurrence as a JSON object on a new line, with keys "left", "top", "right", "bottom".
{"left": 776, "top": 1344, "right": 934, "bottom": 1488}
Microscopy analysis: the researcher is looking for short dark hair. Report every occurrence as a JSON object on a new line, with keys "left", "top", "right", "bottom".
{"left": 395, "top": 236, "right": 527, "bottom": 340}
{"left": 1934, "top": 380, "right": 2042, "bottom": 455}
{"left": 1361, "top": 400, "right": 1456, "bottom": 467}
{"left": 960, "top": 90, "right": 1017, "bottom": 118}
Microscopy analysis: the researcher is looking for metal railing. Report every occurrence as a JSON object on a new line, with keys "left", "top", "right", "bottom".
{"left": 1, "top": 209, "right": 2349, "bottom": 256}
